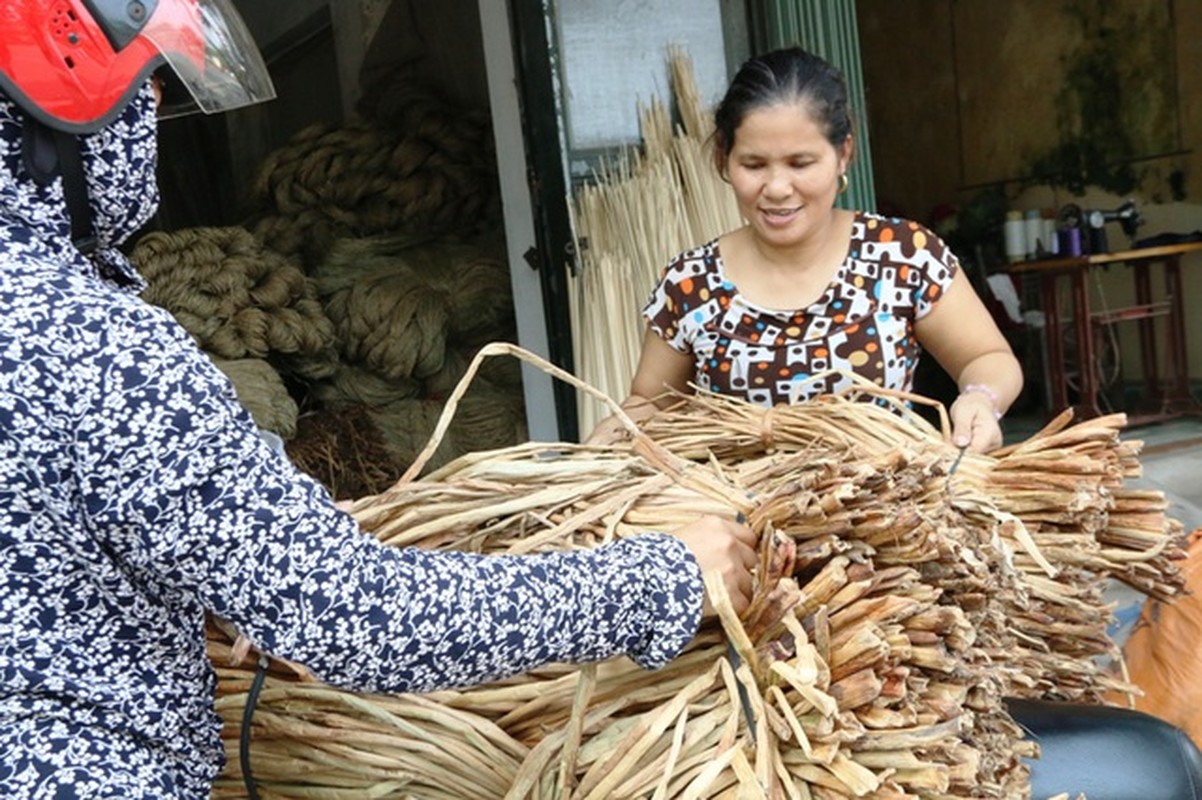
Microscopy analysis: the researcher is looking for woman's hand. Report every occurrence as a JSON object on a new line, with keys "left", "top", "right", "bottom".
{"left": 583, "top": 395, "right": 659, "bottom": 446}
{"left": 668, "top": 515, "right": 759, "bottom": 616}
{"left": 584, "top": 413, "right": 634, "bottom": 446}
{"left": 949, "top": 389, "right": 1004, "bottom": 453}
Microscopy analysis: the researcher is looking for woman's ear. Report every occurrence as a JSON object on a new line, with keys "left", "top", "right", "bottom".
{"left": 711, "top": 133, "right": 730, "bottom": 178}
{"left": 838, "top": 134, "right": 855, "bottom": 171}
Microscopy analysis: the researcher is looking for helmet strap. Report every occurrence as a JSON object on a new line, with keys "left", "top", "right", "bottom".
{"left": 21, "top": 119, "right": 99, "bottom": 256}
{"left": 53, "top": 129, "right": 100, "bottom": 255}
{"left": 21, "top": 119, "right": 59, "bottom": 185}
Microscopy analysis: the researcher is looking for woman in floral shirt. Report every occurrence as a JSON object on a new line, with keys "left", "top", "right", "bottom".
{"left": 0, "top": 2, "right": 756, "bottom": 797}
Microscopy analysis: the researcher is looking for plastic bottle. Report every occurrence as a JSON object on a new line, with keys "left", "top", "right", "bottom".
{"left": 1041, "top": 209, "right": 1058, "bottom": 256}
{"left": 1003, "top": 211, "right": 1026, "bottom": 263}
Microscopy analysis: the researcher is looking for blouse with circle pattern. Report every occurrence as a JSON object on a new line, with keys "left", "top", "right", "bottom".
{"left": 643, "top": 211, "right": 959, "bottom": 405}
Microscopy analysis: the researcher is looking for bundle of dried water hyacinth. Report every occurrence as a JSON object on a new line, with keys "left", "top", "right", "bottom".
{"left": 639, "top": 375, "right": 1187, "bottom": 704}
{"left": 209, "top": 343, "right": 1185, "bottom": 798}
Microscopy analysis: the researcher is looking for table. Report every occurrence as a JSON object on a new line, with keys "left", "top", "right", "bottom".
{"left": 1006, "top": 241, "right": 1202, "bottom": 424}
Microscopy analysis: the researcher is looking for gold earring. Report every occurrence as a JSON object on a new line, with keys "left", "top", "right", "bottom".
{"left": 838, "top": 173, "right": 849, "bottom": 194}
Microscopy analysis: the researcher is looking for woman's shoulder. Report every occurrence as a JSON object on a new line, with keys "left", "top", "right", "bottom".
{"left": 671, "top": 238, "right": 721, "bottom": 262}
{"left": 659, "top": 238, "right": 723, "bottom": 278}
{"left": 855, "top": 210, "right": 940, "bottom": 241}
{"left": 853, "top": 211, "right": 954, "bottom": 264}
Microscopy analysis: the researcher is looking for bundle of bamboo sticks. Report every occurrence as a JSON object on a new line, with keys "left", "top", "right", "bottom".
{"left": 568, "top": 49, "right": 742, "bottom": 435}
{"left": 207, "top": 346, "right": 1184, "bottom": 798}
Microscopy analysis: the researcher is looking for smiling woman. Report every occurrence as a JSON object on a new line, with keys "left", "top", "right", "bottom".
{"left": 719, "top": 100, "right": 853, "bottom": 309}
{"left": 587, "top": 47, "right": 1024, "bottom": 455}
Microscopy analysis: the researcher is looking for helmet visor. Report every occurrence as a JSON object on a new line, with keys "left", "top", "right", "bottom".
{"left": 143, "top": 0, "right": 276, "bottom": 119}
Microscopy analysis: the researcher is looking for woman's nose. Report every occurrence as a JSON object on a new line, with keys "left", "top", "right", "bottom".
{"left": 762, "top": 167, "right": 792, "bottom": 198}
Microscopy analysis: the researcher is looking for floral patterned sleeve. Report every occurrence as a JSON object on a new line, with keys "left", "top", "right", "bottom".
{"left": 83, "top": 302, "right": 705, "bottom": 693}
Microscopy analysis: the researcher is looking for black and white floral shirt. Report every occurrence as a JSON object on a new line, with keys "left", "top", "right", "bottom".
{"left": 0, "top": 85, "right": 702, "bottom": 798}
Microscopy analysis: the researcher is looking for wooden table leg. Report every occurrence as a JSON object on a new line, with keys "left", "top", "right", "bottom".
{"left": 1162, "top": 255, "right": 1192, "bottom": 410}
{"left": 1071, "top": 269, "right": 1101, "bottom": 417}
{"left": 1132, "top": 262, "right": 1162, "bottom": 408}
{"left": 1041, "top": 274, "right": 1069, "bottom": 413}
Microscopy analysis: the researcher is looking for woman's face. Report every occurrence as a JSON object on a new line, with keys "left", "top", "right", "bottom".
{"left": 724, "top": 102, "right": 852, "bottom": 249}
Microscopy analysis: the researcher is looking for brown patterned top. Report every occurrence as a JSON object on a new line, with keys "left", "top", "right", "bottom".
{"left": 643, "top": 211, "right": 959, "bottom": 406}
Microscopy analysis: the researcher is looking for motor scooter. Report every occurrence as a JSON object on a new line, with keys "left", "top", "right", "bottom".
{"left": 1008, "top": 699, "right": 1202, "bottom": 799}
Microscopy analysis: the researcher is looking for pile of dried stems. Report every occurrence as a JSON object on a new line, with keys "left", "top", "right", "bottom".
{"left": 209, "top": 344, "right": 1185, "bottom": 799}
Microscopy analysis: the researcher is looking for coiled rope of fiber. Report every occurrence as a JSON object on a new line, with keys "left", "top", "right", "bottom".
{"left": 131, "top": 226, "right": 339, "bottom": 381}
{"left": 307, "top": 364, "right": 422, "bottom": 409}
{"left": 356, "top": 68, "right": 499, "bottom": 184}
{"left": 249, "top": 105, "right": 500, "bottom": 269}
{"left": 304, "top": 233, "right": 525, "bottom": 474}
{"left": 367, "top": 390, "right": 528, "bottom": 476}
{"left": 406, "top": 352, "right": 527, "bottom": 473}
{"left": 321, "top": 233, "right": 514, "bottom": 343}
{"left": 209, "top": 357, "right": 299, "bottom": 441}
{"left": 309, "top": 234, "right": 514, "bottom": 385}
{"left": 423, "top": 344, "right": 523, "bottom": 411}
{"left": 320, "top": 268, "right": 450, "bottom": 381}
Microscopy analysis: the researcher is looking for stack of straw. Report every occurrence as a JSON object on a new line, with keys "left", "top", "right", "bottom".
{"left": 206, "top": 344, "right": 1185, "bottom": 799}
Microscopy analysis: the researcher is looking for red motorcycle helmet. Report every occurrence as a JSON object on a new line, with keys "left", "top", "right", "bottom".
{"left": 0, "top": 0, "right": 275, "bottom": 133}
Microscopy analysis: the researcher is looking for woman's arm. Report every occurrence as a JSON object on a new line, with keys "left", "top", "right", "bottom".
{"left": 585, "top": 328, "right": 695, "bottom": 444}
{"left": 915, "top": 270, "right": 1024, "bottom": 452}
{"left": 82, "top": 312, "right": 756, "bottom": 695}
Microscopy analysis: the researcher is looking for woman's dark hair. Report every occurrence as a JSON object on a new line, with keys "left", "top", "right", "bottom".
{"left": 712, "top": 48, "right": 852, "bottom": 169}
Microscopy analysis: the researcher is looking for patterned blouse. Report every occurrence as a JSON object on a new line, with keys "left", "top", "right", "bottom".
{"left": 644, "top": 211, "right": 958, "bottom": 405}
{"left": 0, "top": 87, "right": 702, "bottom": 798}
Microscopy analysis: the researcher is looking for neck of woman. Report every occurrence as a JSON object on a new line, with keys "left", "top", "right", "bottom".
{"left": 747, "top": 207, "right": 852, "bottom": 274}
